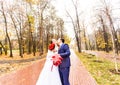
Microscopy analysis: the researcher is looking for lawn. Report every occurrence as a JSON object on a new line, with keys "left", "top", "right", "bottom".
{"left": 76, "top": 52, "right": 120, "bottom": 85}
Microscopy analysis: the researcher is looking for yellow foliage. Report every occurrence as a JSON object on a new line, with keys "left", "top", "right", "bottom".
{"left": 25, "top": 0, "right": 39, "bottom": 4}
{"left": 96, "top": 31, "right": 112, "bottom": 50}
{"left": 64, "top": 35, "right": 71, "bottom": 44}
{"left": 4, "top": 45, "right": 8, "bottom": 49}
{"left": 30, "top": 26, "right": 35, "bottom": 32}
{"left": 28, "top": 15, "right": 34, "bottom": 24}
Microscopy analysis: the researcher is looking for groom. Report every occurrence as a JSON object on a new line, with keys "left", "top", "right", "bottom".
{"left": 58, "top": 38, "right": 71, "bottom": 85}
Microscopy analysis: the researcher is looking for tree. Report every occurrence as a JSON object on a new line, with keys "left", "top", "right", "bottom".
{"left": 81, "top": 22, "right": 88, "bottom": 50}
{"left": 0, "top": 1, "right": 13, "bottom": 57}
{"left": 9, "top": 9, "right": 24, "bottom": 57}
{"left": 99, "top": 15, "right": 109, "bottom": 52}
{"left": 66, "top": 0, "right": 82, "bottom": 52}
{"left": 0, "top": 0, "right": 66, "bottom": 57}
{"left": 96, "top": 0, "right": 119, "bottom": 72}
{"left": 0, "top": 41, "right": 6, "bottom": 55}
{"left": 93, "top": 14, "right": 110, "bottom": 52}
{"left": 38, "top": 0, "right": 50, "bottom": 54}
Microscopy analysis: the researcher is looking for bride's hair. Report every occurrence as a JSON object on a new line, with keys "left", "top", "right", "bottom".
{"left": 50, "top": 40, "right": 53, "bottom": 44}
{"left": 48, "top": 41, "right": 55, "bottom": 51}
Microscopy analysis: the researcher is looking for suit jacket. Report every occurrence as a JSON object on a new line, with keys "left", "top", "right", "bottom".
{"left": 58, "top": 43, "right": 71, "bottom": 68}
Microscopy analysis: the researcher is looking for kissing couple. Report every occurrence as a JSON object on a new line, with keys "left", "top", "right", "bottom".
{"left": 36, "top": 38, "right": 71, "bottom": 85}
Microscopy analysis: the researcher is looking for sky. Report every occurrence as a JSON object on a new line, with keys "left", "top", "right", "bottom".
{"left": 52, "top": 0, "right": 120, "bottom": 38}
{"left": 51, "top": 0, "right": 98, "bottom": 38}
{"left": 1, "top": 0, "right": 120, "bottom": 38}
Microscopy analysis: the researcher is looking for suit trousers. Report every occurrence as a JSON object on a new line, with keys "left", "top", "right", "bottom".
{"left": 59, "top": 67, "right": 70, "bottom": 85}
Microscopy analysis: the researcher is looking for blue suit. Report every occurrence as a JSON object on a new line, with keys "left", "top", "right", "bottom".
{"left": 58, "top": 44, "right": 71, "bottom": 85}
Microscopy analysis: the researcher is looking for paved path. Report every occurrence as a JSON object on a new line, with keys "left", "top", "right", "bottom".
{"left": 36, "top": 50, "right": 97, "bottom": 85}
{"left": 69, "top": 50, "right": 97, "bottom": 85}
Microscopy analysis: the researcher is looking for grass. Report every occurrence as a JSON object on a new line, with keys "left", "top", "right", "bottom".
{"left": 76, "top": 52, "right": 120, "bottom": 85}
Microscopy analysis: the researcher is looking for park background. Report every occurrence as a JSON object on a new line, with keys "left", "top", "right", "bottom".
{"left": 0, "top": 0, "right": 120, "bottom": 85}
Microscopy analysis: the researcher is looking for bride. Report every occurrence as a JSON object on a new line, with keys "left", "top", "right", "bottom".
{"left": 36, "top": 39, "right": 62, "bottom": 85}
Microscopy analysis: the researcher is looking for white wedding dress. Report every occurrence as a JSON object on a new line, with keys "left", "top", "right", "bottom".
{"left": 36, "top": 50, "right": 62, "bottom": 85}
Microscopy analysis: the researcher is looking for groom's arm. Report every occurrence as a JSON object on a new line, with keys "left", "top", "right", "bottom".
{"left": 59, "top": 44, "right": 71, "bottom": 58}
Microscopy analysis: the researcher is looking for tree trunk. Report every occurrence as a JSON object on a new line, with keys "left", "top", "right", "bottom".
{"left": 33, "top": 37, "right": 36, "bottom": 56}
{"left": 83, "top": 28, "right": 88, "bottom": 50}
{"left": 4, "top": 37, "right": 7, "bottom": 55}
{"left": 100, "top": 16, "right": 109, "bottom": 52}
{"left": 28, "top": 16, "right": 32, "bottom": 54}
{"left": 94, "top": 33, "right": 98, "bottom": 50}
{"left": 10, "top": 13, "right": 23, "bottom": 57}
{"left": 108, "top": 14, "right": 118, "bottom": 54}
{"left": 107, "top": 11, "right": 119, "bottom": 72}
{"left": 7, "top": 34, "right": 13, "bottom": 57}
{"left": 46, "top": 33, "right": 49, "bottom": 52}
{"left": 0, "top": 41, "right": 6, "bottom": 55}
{"left": 2, "top": 4, "right": 13, "bottom": 57}
{"left": 76, "top": 35, "right": 81, "bottom": 52}
{"left": 39, "top": 13, "right": 44, "bottom": 54}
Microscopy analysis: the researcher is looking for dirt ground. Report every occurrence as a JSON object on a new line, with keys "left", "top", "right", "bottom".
{"left": 83, "top": 50, "right": 120, "bottom": 63}
{"left": 0, "top": 52, "right": 46, "bottom": 76}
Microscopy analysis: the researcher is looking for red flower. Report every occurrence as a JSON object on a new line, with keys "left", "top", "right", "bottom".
{"left": 51, "top": 54, "right": 63, "bottom": 71}
{"left": 49, "top": 43, "right": 55, "bottom": 50}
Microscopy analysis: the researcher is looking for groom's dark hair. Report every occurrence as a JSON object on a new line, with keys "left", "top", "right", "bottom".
{"left": 60, "top": 38, "right": 65, "bottom": 43}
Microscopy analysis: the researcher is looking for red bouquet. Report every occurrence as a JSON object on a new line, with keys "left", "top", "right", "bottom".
{"left": 51, "top": 54, "right": 63, "bottom": 71}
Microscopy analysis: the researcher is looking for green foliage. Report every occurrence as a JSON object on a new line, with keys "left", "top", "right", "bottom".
{"left": 76, "top": 52, "right": 120, "bottom": 85}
